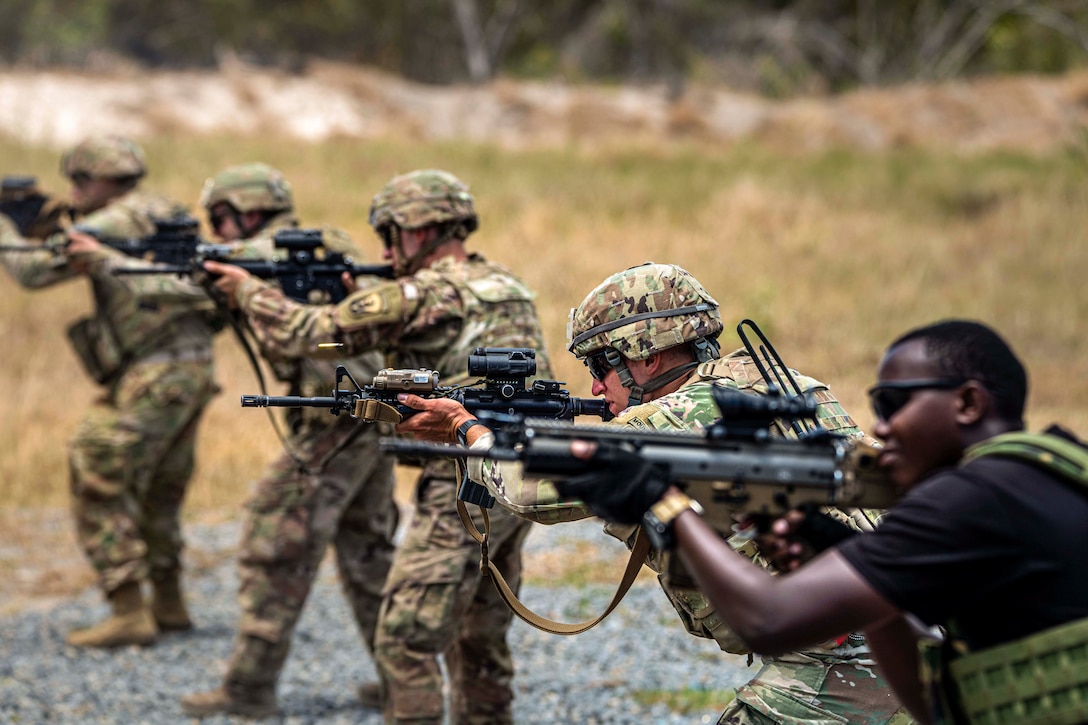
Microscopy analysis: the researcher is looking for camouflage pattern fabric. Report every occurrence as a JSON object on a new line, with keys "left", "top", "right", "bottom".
{"left": 376, "top": 474, "right": 530, "bottom": 724}
{"left": 199, "top": 163, "right": 293, "bottom": 214}
{"left": 69, "top": 358, "right": 215, "bottom": 590}
{"left": 234, "top": 253, "right": 549, "bottom": 382}
{"left": 227, "top": 413, "right": 399, "bottom": 690}
{"left": 234, "top": 251, "right": 550, "bottom": 724}
{"left": 566, "top": 261, "right": 723, "bottom": 361}
{"left": 468, "top": 348, "right": 911, "bottom": 724}
{"left": 0, "top": 188, "right": 218, "bottom": 596}
{"left": 206, "top": 216, "right": 401, "bottom": 692}
{"left": 60, "top": 134, "right": 147, "bottom": 179}
{"left": 368, "top": 169, "right": 477, "bottom": 232}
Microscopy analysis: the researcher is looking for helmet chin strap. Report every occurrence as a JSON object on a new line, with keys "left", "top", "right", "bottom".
{"left": 604, "top": 348, "right": 700, "bottom": 409}
{"left": 605, "top": 337, "right": 721, "bottom": 409}
{"left": 395, "top": 223, "right": 466, "bottom": 275}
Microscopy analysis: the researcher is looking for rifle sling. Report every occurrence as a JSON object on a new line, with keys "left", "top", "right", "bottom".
{"left": 355, "top": 398, "right": 405, "bottom": 424}
{"left": 454, "top": 466, "right": 649, "bottom": 635}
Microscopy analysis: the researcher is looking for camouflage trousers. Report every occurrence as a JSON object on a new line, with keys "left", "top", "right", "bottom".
{"left": 69, "top": 358, "right": 216, "bottom": 594}
{"left": 225, "top": 415, "right": 399, "bottom": 689}
{"left": 375, "top": 469, "right": 532, "bottom": 725}
{"left": 719, "top": 656, "right": 914, "bottom": 725}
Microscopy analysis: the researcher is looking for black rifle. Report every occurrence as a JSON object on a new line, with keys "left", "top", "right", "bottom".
{"left": 115, "top": 227, "right": 394, "bottom": 303}
{"left": 242, "top": 347, "right": 613, "bottom": 471}
{"left": 0, "top": 175, "right": 72, "bottom": 238}
{"left": 382, "top": 385, "right": 898, "bottom": 530}
{"left": 0, "top": 211, "right": 206, "bottom": 263}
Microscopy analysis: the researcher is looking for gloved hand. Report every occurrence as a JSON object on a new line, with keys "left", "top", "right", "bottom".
{"left": 552, "top": 442, "right": 670, "bottom": 524}
{"left": 753, "top": 504, "right": 858, "bottom": 571}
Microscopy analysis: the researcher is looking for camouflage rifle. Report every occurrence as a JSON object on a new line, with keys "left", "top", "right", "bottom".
{"left": 0, "top": 175, "right": 72, "bottom": 239}
{"left": 115, "top": 227, "right": 394, "bottom": 303}
{"left": 242, "top": 346, "right": 613, "bottom": 428}
{"left": 382, "top": 384, "right": 897, "bottom": 529}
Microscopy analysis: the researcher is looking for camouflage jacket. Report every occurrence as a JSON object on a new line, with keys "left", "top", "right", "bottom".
{"left": 469, "top": 348, "right": 880, "bottom": 664}
{"left": 0, "top": 189, "right": 217, "bottom": 367}
{"left": 226, "top": 213, "right": 387, "bottom": 429}
{"left": 234, "top": 251, "right": 552, "bottom": 383}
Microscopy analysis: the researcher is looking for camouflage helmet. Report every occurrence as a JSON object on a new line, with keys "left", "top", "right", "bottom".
{"left": 60, "top": 135, "right": 147, "bottom": 180}
{"left": 369, "top": 169, "right": 478, "bottom": 234}
{"left": 568, "top": 262, "right": 723, "bottom": 361}
{"left": 199, "top": 163, "right": 294, "bottom": 214}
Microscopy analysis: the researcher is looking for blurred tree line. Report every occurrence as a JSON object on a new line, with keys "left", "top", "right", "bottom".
{"left": 3, "top": 0, "right": 1087, "bottom": 94}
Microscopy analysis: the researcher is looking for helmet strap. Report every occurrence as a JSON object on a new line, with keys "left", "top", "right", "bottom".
{"left": 227, "top": 206, "right": 267, "bottom": 238}
{"left": 604, "top": 347, "right": 700, "bottom": 409}
{"left": 397, "top": 222, "right": 465, "bottom": 275}
{"left": 691, "top": 336, "right": 721, "bottom": 363}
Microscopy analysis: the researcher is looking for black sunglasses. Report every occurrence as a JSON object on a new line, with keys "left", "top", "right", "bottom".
{"left": 584, "top": 350, "right": 613, "bottom": 381}
{"left": 68, "top": 172, "right": 92, "bottom": 186}
{"left": 867, "top": 378, "right": 967, "bottom": 421}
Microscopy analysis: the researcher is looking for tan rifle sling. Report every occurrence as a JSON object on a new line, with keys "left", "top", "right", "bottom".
{"left": 455, "top": 492, "right": 650, "bottom": 636}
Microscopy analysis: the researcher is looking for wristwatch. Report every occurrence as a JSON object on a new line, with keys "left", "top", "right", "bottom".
{"left": 456, "top": 419, "right": 485, "bottom": 445}
{"left": 642, "top": 490, "right": 704, "bottom": 551}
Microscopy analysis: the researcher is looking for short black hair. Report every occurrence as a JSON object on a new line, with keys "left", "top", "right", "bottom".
{"left": 890, "top": 320, "right": 1027, "bottom": 422}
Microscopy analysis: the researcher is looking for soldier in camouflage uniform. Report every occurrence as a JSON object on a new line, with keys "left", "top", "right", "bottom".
{"left": 179, "top": 164, "right": 399, "bottom": 719}
{"left": 0, "top": 135, "right": 219, "bottom": 648}
{"left": 204, "top": 169, "right": 549, "bottom": 724}
{"left": 397, "top": 262, "right": 912, "bottom": 724}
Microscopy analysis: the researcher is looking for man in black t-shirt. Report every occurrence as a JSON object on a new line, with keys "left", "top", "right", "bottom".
{"left": 562, "top": 319, "right": 1088, "bottom": 724}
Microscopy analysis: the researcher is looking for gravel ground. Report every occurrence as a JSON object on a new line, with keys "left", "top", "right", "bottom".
{"left": 0, "top": 516, "right": 753, "bottom": 724}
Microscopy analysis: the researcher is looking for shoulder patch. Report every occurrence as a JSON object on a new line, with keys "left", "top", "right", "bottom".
{"left": 334, "top": 282, "right": 404, "bottom": 330}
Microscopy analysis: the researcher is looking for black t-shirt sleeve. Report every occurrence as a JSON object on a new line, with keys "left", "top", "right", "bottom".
{"left": 836, "top": 466, "right": 1016, "bottom": 626}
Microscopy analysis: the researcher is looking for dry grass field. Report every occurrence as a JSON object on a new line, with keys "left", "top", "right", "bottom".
{"left": 2, "top": 131, "right": 1087, "bottom": 521}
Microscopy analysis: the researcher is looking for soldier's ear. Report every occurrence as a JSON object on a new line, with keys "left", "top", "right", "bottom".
{"left": 955, "top": 381, "right": 989, "bottom": 426}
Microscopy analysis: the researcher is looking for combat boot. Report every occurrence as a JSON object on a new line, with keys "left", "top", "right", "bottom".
{"left": 180, "top": 681, "right": 278, "bottom": 719}
{"left": 357, "top": 680, "right": 384, "bottom": 710}
{"left": 151, "top": 571, "right": 193, "bottom": 631}
{"left": 66, "top": 581, "right": 157, "bottom": 648}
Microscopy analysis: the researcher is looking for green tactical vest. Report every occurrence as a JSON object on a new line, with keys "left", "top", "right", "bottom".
{"left": 924, "top": 428, "right": 1088, "bottom": 725}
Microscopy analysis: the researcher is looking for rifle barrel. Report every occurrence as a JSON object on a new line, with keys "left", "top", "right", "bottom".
{"left": 241, "top": 395, "right": 339, "bottom": 409}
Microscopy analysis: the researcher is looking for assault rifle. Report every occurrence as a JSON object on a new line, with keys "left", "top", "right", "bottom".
{"left": 241, "top": 346, "right": 613, "bottom": 426}
{"left": 382, "top": 385, "right": 898, "bottom": 530}
{"left": 0, "top": 211, "right": 206, "bottom": 263}
{"left": 115, "top": 227, "right": 394, "bottom": 303}
{"left": 0, "top": 175, "right": 72, "bottom": 239}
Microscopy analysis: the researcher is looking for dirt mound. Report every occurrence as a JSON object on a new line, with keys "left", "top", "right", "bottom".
{"left": 2, "top": 60, "right": 1088, "bottom": 153}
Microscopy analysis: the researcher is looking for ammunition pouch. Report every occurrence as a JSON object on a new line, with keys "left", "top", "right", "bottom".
{"left": 924, "top": 617, "right": 1088, "bottom": 725}
{"left": 66, "top": 315, "right": 127, "bottom": 385}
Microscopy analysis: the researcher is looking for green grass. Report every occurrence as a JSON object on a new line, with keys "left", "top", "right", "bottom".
{"left": 633, "top": 686, "right": 736, "bottom": 713}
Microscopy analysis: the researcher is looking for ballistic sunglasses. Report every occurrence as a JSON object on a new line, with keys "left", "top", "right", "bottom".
{"left": 867, "top": 378, "right": 966, "bottom": 421}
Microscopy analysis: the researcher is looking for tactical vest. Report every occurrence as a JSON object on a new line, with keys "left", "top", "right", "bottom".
{"left": 925, "top": 428, "right": 1088, "bottom": 725}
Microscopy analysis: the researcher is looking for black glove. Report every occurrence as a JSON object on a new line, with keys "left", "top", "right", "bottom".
{"left": 795, "top": 504, "right": 859, "bottom": 552}
{"left": 552, "top": 443, "right": 670, "bottom": 524}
